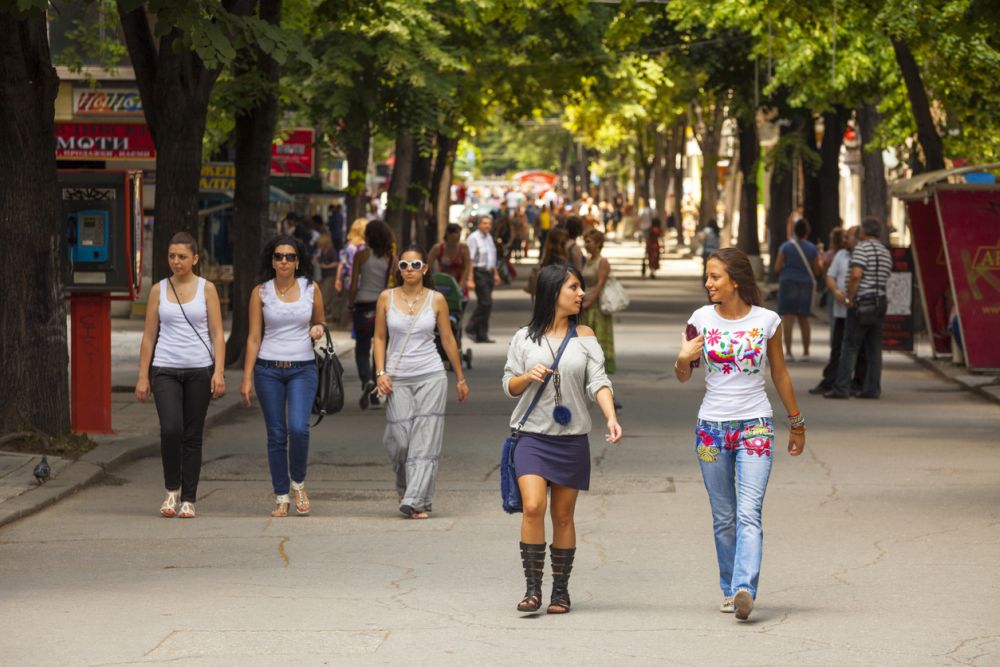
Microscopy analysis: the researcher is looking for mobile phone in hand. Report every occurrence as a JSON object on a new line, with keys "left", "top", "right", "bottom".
{"left": 686, "top": 324, "right": 701, "bottom": 369}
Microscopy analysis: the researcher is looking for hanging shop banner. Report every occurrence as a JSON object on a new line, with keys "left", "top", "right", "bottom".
{"left": 513, "top": 170, "right": 558, "bottom": 192}
{"left": 56, "top": 123, "right": 156, "bottom": 160}
{"left": 72, "top": 88, "right": 144, "bottom": 116}
{"left": 271, "top": 128, "right": 315, "bottom": 177}
{"left": 882, "top": 247, "right": 915, "bottom": 352}
{"left": 934, "top": 186, "right": 1000, "bottom": 370}
{"left": 903, "top": 198, "right": 952, "bottom": 356}
{"left": 200, "top": 162, "right": 236, "bottom": 193}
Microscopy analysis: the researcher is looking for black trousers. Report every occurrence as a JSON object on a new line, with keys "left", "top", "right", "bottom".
{"left": 832, "top": 310, "right": 883, "bottom": 397}
{"left": 151, "top": 366, "right": 213, "bottom": 502}
{"left": 466, "top": 268, "right": 494, "bottom": 341}
{"left": 820, "top": 317, "right": 867, "bottom": 389}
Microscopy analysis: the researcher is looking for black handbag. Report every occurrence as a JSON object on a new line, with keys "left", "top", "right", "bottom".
{"left": 501, "top": 324, "right": 576, "bottom": 513}
{"left": 855, "top": 244, "right": 887, "bottom": 327}
{"left": 312, "top": 328, "right": 345, "bottom": 426}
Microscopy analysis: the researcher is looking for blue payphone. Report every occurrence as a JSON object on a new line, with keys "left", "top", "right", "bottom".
{"left": 69, "top": 209, "right": 111, "bottom": 263}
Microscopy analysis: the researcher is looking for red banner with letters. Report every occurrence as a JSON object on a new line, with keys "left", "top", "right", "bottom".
{"left": 935, "top": 187, "right": 1000, "bottom": 370}
{"left": 56, "top": 123, "right": 155, "bottom": 160}
{"left": 271, "top": 128, "right": 315, "bottom": 177}
{"left": 904, "top": 198, "right": 952, "bottom": 355}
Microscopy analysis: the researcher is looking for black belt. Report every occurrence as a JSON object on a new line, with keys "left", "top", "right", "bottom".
{"left": 256, "top": 359, "right": 314, "bottom": 368}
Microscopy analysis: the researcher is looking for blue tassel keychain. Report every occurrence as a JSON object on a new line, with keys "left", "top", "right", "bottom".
{"left": 552, "top": 370, "right": 572, "bottom": 425}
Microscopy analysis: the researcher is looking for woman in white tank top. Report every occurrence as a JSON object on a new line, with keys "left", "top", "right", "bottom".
{"left": 372, "top": 245, "right": 470, "bottom": 519}
{"left": 135, "top": 232, "right": 226, "bottom": 519}
{"left": 240, "top": 236, "right": 326, "bottom": 518}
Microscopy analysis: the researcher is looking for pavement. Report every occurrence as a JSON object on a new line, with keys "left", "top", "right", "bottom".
{"left": 1, "top": 241, "right": 999, "bottom": 665}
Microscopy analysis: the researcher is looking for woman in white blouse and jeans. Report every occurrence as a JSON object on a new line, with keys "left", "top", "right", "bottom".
{"left": 675, "top": 248, "right": 805, "bottom": 621}
{"left": 503, "top": 263, "right": 622, "bottom": 615}
{"left": 241, "top": 236, "right": 326, "bottom": 517}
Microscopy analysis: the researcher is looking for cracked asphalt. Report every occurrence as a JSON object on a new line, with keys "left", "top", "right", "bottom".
{"left": 2, "top": 251, "right": 998, "bottom": 666}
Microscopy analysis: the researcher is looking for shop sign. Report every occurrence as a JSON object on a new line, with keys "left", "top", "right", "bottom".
{"left": 935, "top": 187, "right": 1000, "bottom": 370}
{"left": 73, "top": 88, "right": 144, "bottom": 116}
{"left": 56, "top": 123, "right": 156, "bottom": 160}
{"left": 271, "top": 128, "right": 314, "bottom": 177}
{"left": 904, "top": 198, "right": 952, "bottom": 355}
{"left": 882, "top": 247, "right": 915, "bottom": 352}
{"left": 200, "top": 162, "right": 236, "bottom": 192}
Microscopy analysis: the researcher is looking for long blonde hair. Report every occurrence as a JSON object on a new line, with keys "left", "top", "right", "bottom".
{"left": 347, "top": 218, "right": 368, "bottom": 246}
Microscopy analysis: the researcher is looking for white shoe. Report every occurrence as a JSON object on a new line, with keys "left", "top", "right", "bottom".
{"left": 720, "top": 597, "right": 735, "bottom": 613}
{"left": 160, "top": 490, "right": 180, "bottom": 518}
{"left": 800, "top": 353, "right": 811, "bottom": 362}
{"left": 177, "top": 501, "right": 195, "bottom": 518}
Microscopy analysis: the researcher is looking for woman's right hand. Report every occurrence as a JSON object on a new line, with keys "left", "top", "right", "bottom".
{"left": 240, "top": 377, "right": 254, "bottom": 407}
{"left": 523, "top": 364, "right": 553, "bottom": 384}
{"left": 335, "top": 278, "right": 343, "bottom": 292}
{"left": 135, "top": 378, "right": 151, "bottom": 403}
{"left": 678, "top": 332, "right": 704, "bottom": 364}
{"left": 376, "top": 374, "right": 393, "bottom": 397}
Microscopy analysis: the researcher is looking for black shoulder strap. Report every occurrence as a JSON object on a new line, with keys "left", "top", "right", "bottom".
{"left": 167, "top": 277, "right": 214, "bottom": 363}
{"left": 513, "top": 324, "right": 576, "bottom": 434}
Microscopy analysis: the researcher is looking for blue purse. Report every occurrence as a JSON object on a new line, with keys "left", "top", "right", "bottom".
{"left": 501, "top": 325, "right": 576, "bottom": 513}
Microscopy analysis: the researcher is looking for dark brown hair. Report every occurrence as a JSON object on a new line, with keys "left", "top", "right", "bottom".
{"left": 168, "top": 231, "right": 198, "bottom": 255}
{"left": 540, "top": 227, "right": 569, "bottom": 267}
{"left": 707, "top": 248, "right": 762, "bottom": 306}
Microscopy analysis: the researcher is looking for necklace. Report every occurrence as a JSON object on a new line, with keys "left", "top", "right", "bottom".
{"left": 543, "top": 333, "right": 572, "bottom": 426}
{"left": 400, "top": 288, "right": 424, "bottom": 314}
{"left": 276, "top": 279, "right": 295, "bottom": 298}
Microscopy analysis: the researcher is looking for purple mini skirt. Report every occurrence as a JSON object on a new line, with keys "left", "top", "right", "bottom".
{"left": 513, "top": 432, "right": 591, "bottom": 491}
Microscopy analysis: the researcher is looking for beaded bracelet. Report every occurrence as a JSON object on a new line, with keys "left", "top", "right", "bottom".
{"left": 788, "top": 413, "right": 806, "bottom": 429}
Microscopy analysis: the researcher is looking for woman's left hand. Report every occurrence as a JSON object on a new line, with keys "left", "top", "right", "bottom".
{"left": 788, "top": 429, "right": 805, "bottom": 456}
{"left": 456, "top": 380, "right": 469, "bottom": 403}
{"left": 606, "top": 417, "right": 622, "bottom": 444}
{"left": 309, "top": 324, "right": 325, "bottom": 341}
{"left": 211, "top": 371, "right": 225, "bottom": 398}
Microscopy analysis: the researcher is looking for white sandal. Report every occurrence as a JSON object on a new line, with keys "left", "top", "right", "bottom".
{"left": 160, "top": 490, "right": 180, "bottom": 518}
{"left": 177, "top": 501, "right": 196, "bottom": 518}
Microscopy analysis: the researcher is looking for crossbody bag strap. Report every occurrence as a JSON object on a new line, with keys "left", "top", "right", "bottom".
{"left": 167, "top": 277, "right": 214, "bottom": 363}
{"left": 513, "top": 324, "right": 577, "bottom": 434}
{"left": 791, "top": 240, "right": 816, "bottom": 291}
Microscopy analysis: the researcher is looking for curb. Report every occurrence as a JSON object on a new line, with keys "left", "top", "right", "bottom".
{"left": 0, "top": 395, "right": 244, "bottom": 530}
{"left": 905, "top": 352, "right": 1000, "bottom": 407}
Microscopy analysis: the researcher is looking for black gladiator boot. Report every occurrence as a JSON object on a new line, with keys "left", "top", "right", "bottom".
{"left": 547, "top": 545, "right": 576, "bottom": 614}
{"left": 517, "top": 542, "right": 546, "bottom": 612}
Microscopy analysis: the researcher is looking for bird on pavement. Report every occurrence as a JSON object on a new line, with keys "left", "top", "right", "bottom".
{"left": 33, "top": 456, "right": 50, "bottom": 484}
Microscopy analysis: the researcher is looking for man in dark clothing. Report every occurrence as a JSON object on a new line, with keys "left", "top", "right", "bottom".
{"left": 328, "top": 203, "right": 346, "bottom": 252}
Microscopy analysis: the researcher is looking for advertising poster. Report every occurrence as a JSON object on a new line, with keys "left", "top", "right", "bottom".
{"left": 935, "top": 187, "right": 1000, "bottom": 370}
{"left": 56, "top": 123, "right": 155, "bottom": 160}
{"left": 271, "top": 128, "right": 315, "bottom": 177}
{"left": 904, "top": 198, "right": 952, "bottom": 356}
{"left": 72, "top": 88, "right": 144, "bottom": 116}
{"left": 883, "top": 247, "right": 915, "bottom": 352}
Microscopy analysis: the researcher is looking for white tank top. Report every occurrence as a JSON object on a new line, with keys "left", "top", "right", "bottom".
{"left": 258, "top": 277, "right": 315, "bottom": 362}
{"left": 152, "top": 277, "right": 213, "bottom": 368}
{"left": 385, "top": 289, "right": 445, "bottom": 379}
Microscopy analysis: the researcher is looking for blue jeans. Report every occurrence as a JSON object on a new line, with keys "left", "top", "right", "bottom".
{"left": 695, "top": 417, "right": 774, "bottom": 599}
{"left": 254, "top": 361, "right": 318, "bottom": 495}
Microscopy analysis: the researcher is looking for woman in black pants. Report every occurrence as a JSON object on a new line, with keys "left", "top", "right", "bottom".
{"left": 136, "top": 232, "right": 226, "bottom": 518}
{"left": 349, "top": 220, "right": 395, "bottom": 410}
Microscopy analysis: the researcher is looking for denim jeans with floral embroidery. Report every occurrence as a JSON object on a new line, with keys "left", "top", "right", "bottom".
{"left": 695, "top": 417, "right": 774, "bottom": 599}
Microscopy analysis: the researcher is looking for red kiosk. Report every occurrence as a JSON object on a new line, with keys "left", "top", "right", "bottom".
{"left": 61, "top": 170, "right": 144, "bottom": 433}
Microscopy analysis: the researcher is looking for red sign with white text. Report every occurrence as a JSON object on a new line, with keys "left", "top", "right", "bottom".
{"left": 935, "top": 187, "right": 1000, "bottom": 370}
{"left": 904, "top": 198, "right": 952, "bottom": 355}
{"left": 56, "top": 123, "right": 156, "bottom": 160}
{"left": 271, "top": 128, "right": 315, "bottom": 177}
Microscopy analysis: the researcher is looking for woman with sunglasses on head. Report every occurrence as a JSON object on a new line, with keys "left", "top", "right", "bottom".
{"left": 675, "top": 248, "right": 805, "bottom": 621}
{"left": 136, "top": 232, "right": 226, "bottom": 519}
{"left": 503, "top": 263, "right": 622, "bottom": 615}
{"left": 372, "top": 246, "right": 470, "bottom": 519}
{"left": 240, "top": 236, "right": 326, "bottom": 517}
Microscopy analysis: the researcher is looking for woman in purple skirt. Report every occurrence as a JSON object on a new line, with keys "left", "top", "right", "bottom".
{"left": 502, "top": 263, "right": 622, "bottom": 614}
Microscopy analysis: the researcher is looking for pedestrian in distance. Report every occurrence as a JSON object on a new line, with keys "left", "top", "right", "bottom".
{"left": 503, "top": 263, "right": 622, "bottom": 615}
{"left": 335, "top": 218, "right": 368, "bottom": 294}
{"left": 774, "top": 218, "right": 822, "bottom": 361}
{"left": 427, "top": 223, "right": 473, "bottom": 307}
{"left": 580, "top": 228, "right": 616, "bottom": 375}
{"left": 136, "top": 232, "right": 226, "bottom": 519}
{"left": 465, "top": 215, "right": 502, "bottom": 343}
{"left": 240, "top": 236, "right": 326, "bottom": 517}
{"left": 824, "top": 217, "right": 893, "bottom": 400}
{"left": 698, "top": 218, "right": 721, "bottom": 283}
{"left": 563, "top": 216, "right": 585, "bottom": 273}
{"left": 372, "top": 245, "right": 470, "bottom": 519}
{"left": 674, "top": 247, "right": 805, "bottom": 621}
{"left": 349, "top": 219, "right": 395, "bottom": 409}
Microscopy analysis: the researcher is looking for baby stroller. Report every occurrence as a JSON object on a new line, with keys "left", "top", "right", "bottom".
{"left": 432, "top": 272, "right": 473, "bottom": 370}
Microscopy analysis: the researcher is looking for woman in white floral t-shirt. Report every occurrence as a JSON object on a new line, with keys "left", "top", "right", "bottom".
{"left": 674, "top": 247, "right": 806, "bottom": 622}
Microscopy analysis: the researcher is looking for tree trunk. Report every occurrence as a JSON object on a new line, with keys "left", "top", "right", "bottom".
{"left": 384, "top": 129, "right": 415, "bottom": 245}
{"left": 890, "top": 37, "right": 946, "bottom": 173}
{"left": 430, "top": 132, "right": 457, "bottom": 239}
{"left": 799, "top": 111, "right": 822, "bottom": 237}
{"left": 407, "top": 141, "right": 433, "bottom": 248}
{"left": 766, "top": 122, "right": 795, "bottom": 280}
{"left": 695, "top": 97, "right": 726, "bottom": 227}
{"left": 672, "top": 121, "right": 686, "bottom": 245}
{"left": 226, "top": 0, "right": 281, "bottom": 367}
{"left": 0, "top": 8, "right": 69, "bottom": 436}
{"left": 857, "top": 102, "right": 889, "bottom": 227}
{"left": 344, "top": 122, "right": 370, "bottom": 225}
{"left": 816, "top": 106, "right": 849, "bottom": 244}
{"left": 653, "top": 128, "right": 670, "bottom": 222}
{"left": 737, "top": 115, "right": 760, "bottom": 256}
{"left": 634, "top": 126, "right": 651, "bottom": 205}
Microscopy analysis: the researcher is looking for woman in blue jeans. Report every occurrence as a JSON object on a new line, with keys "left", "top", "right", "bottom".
{"left": 241, "top": 236, "right": 326, "bottom": 517}
{"left": 674, "top": 248, "right": 805, "bottom": 621}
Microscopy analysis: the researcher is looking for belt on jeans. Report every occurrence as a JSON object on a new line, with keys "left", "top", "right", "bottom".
{"left": 256, "top": 359, "right": 314, "bottom": 368}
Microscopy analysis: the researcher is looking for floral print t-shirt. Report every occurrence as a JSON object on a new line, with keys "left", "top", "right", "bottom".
{"left": 687, "top": 304, "right": 781, "bottom": 421}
